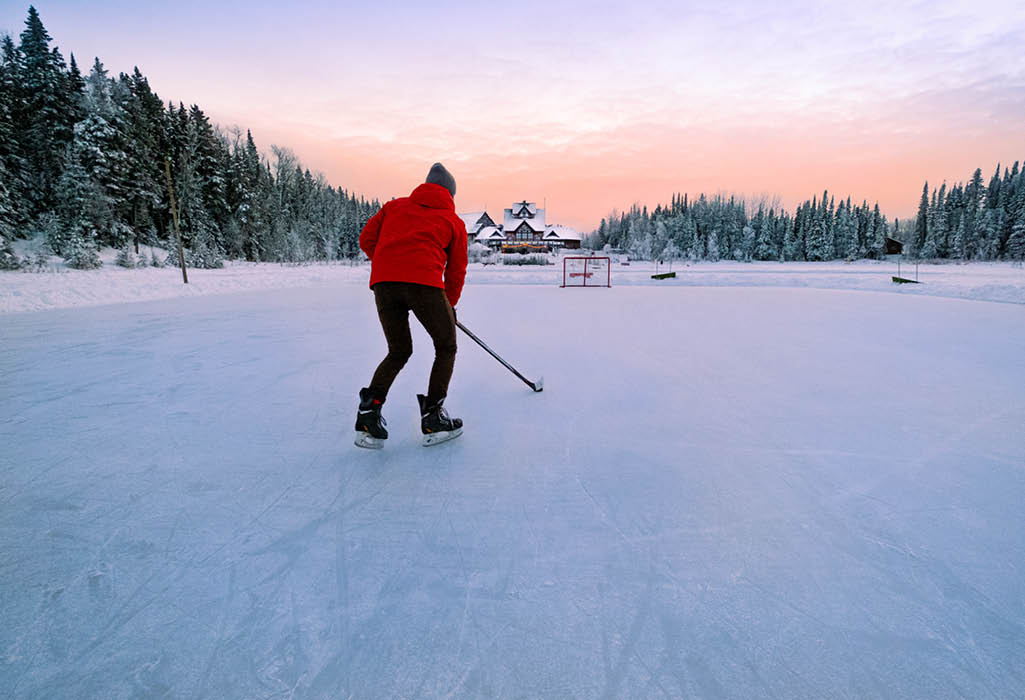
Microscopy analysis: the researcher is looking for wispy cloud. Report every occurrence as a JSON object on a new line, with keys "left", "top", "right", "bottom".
{"left": 4, "top": 0, "right": 1024, "bottom": 229}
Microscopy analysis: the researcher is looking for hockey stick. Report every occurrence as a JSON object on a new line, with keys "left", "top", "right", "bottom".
{"left": 456, "top": 320, "right": 544, "bottom": 392}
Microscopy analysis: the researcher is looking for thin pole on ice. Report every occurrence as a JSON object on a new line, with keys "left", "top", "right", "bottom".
{"left": 163, "top": 157, "right": 189, "bottom": 285}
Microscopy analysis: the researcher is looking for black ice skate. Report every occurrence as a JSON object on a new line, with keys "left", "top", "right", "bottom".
{"left": 417, "top": 394, "right": 463, "bottom": 447}
{"left": 354, "top": 388, "right": 388, "bottom": 449}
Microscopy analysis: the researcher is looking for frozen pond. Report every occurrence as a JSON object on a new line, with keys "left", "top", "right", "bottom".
{"left": 2, "top": 280, "right": 1024, "bottom": 698}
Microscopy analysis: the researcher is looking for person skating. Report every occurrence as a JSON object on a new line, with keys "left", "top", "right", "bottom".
{"left": 355, "top": 163, "right": 468, "bottom": 448}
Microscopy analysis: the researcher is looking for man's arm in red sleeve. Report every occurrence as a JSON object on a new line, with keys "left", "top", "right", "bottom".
{"left": 359, "top": 206, "right": 386, "bottom": 259}
{"left": 444, "top": 217, "right": 469, "bottom": 308}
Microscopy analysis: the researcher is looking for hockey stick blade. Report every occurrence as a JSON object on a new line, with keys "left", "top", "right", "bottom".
{"left": 456, "top": 320, "right": 543, "bottom": 393}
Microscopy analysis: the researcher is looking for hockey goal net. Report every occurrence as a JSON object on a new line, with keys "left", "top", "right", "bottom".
{"left": 561, "top": 256, "right": 611, "bottom": 288}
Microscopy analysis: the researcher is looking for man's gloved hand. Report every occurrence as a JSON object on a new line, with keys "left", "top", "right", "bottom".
{"left": 451, "top": 307, "right": 457, "bottom": 323}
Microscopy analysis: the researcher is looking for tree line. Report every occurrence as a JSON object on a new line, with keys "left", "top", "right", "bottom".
{"left": 586, "top": 174, "right": 1025, "bottom": 265}
{"left": 0, "top": 6, "right": 379, "bottom": 270}
{"left": 3, "top": 6, "right": 1024, "bottom": 273}
{"left": 587, "top": 193, "right": 892, "bottom": 263}
{"left": 908, "top": 165, "right": 1025, "bottom": 261}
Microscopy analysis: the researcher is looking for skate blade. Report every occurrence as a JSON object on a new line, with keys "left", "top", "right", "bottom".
{"left": 421, "top": 427, "right": 463, "bottom": 447}
{"left": 354, "top": 432, "right": 385, "bottom": 449}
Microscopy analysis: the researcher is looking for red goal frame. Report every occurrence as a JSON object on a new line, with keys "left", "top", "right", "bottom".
{"left": 561, "top": 256, "right": 611, "bottom": 288}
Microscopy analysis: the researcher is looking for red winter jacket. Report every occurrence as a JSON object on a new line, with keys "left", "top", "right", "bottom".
{"left": 360, "top": 183, "right": 468, "bottom": 308}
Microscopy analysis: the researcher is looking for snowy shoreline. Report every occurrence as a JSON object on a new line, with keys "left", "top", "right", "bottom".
{"left": 2, "top": 254, "right": 1025, "bottom": 314}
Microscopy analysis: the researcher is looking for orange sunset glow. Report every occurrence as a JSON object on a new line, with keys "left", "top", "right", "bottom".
{"left": 4, "top": 0, "right": 1024, "bottom": 231}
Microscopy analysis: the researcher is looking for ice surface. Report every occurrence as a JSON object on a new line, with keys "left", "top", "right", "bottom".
{"left": 2, "top": 273, "right": 1024, "bottom": 698}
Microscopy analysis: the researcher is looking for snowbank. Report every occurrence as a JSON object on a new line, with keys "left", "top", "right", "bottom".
{"left": 2, "top": 251, "right": 1024, "bottom": 314}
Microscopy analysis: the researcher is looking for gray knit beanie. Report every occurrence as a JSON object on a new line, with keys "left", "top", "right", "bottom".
{"left": 425, "top": 162, "right": 456, "bottom": 197}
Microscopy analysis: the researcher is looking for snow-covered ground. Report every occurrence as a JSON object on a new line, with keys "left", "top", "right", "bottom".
{"left": 2, "top": 262, "right": 1025, "bottom": 698}
{"left": 2, "top": 244, "right": 1025, "bottom": 314}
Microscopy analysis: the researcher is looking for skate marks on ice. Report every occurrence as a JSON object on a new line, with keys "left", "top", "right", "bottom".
{"left": 3, "top": 285, "right": 1025, "bottom": 697}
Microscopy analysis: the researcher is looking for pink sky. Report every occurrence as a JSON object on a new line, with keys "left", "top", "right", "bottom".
{"left": 5, "top": 0, "right": 1025, "bottom": 230}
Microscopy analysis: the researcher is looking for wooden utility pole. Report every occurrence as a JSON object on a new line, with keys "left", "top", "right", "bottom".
{"left": 163, "top": 157, "right": 188, "bottom": 284}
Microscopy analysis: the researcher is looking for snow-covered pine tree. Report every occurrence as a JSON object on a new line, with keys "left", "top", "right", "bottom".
{"left": 825, "top": 194, "right": 836, "bottom": 258}
{"left": 913, "top": 182, "right": 929, "bottom": 257}
{"left": 221, "top": 128, "right": 244, "bottom": 258}
{"left": 934, "top": 183, "right": 948, "bottom": 258}
{"left": 241, "top": 131, "right": 265, "bottom": 258}
{"left": 725, "top": 211, "right": 743, "bottom": 261}
{"left": 0, "top": 231, "right": 20, "bottom": 270}
{"left": 952, "top": 216, "right": 968, "bottom": 261}
{"left": 960, "top": 168, "right": 986, "bottom": 259}
{"left": 165, "top": 102, "right": 187, "bottom": 169}
{"left": 995, "top": 168, "right": 1016, "bottom": 258}
{"left": 921, "top": 188, "right": 940, "bottom": 259}
{"left": 739, "top": 222, "right": 755, "bottom": 261}
{"left": 679, "top": 215, "right": 697, "bottom": 260}
{"left": 593, "top": 218, "right": 608, "bottom": 250}
{"left": 783, "top": 206, "right": 802, "bottom": 261}
{"left": 55, "top": 58, "right": 133, "bottom": 253}
{"left": 16, "top": 7, "right": 77, "bottom": 220}
{"left": 52, "top": 141, "right": 87, "bottom": 255}
{"left": 835, "top": 200, "right": 858, "bottom": 260}
{"left": 118, "top": 68, "right": 163, "bottom": 250}
{"left": 967, "top": 167, "right": 985, "bottom": 210}
{"left": 805, "top": 193, "right": 831, "bottom": 261}
{"left": 88, "top": 59, "right": 133, "bottom": 247}
{"left": 63, "top": 52, "right": 86, "bottom": 123}
{"left": 0, "top": 157, "right": 20, "bottom": 268}
{"left": 115, "top": 243, "right": 135, "bottom": 268}
{"left": 986, "top": 164, "right": 1003, "bottom": 215}
{"left": 652, "top": 220, "right": 669, "bottom": 262}
{"left": 0, "top": 36, "right": 30, "bottom": 234}
{"left": 1007, "top": 188, "right": 1025, "bottom": 263}
{"left": 706, "top": 226, "right": 720, "bottom": 262}
{"left": 752, "top": 207, "right": 770, "bottom": 260}
{"left": 64, "top": 237, "right": 101, "bottom": 269}
{"left": 978, "top": 208, "right": 1003, "bottom": 261}
{"left": 166, "top": 114, "right": 223, "bottom": 268}
{"left": 0, "top": 148, "right": 17, "bottom": 239}
{"left": 627, "top": 219, "right": 652, "bottom": 261}
{"left": 869, "top": 204, "right": 887, "bottom": 259}
{"left": 662, "top": 239, "right": 682, "bottom": 268}
{"left": 188, "top": 105, "right": 229, "bottom": 245}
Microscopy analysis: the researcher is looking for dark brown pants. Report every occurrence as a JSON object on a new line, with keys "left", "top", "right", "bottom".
{"left": 368, "top": 282, "right": 457, "bottom": 404}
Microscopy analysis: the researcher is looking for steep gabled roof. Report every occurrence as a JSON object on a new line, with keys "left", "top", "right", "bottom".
{"left": 544, "top": 225, "right": 582, "bottom": 241}
{"left": 459, "top": 211, "right": 498, "bottom": 234}
{"left": 504, "top": 206, "right": 545, "bottom": 232}
{"left": 510, "top": 218, "right": 545, "bottom": 233}
{"left": 510, "top": 201, "right": 537, "bottom": 218}
{"left": 478, "top": 226, "right": 505, "bottom": 240}
{"left": 459, "top": 211, "right": 485, "bottom": 232}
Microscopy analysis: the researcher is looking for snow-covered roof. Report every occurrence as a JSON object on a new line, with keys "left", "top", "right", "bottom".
{"left": 459, "top": 211, "right": 498, "bottom": 234}
{"left": 479, "top": 227, "right": 505, "bottom": 240}
{"left": 508, "top": 218, "right": 545, "bottom": 233}
{"left": 509, "top": 201, "right": 537, "bottom": 218}
{"left": 459, "top": 211, "right": 484, "bottom": 232}
{"left": 504, "top": 206, "right": 545, "bottom": 232}
{"left": 544, "top": 225, "right": 582, "bottom": 241}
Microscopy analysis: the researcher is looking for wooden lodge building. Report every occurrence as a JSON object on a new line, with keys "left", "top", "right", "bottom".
{"left": 459, "top": 201, "right": 582, "bottom": 253}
